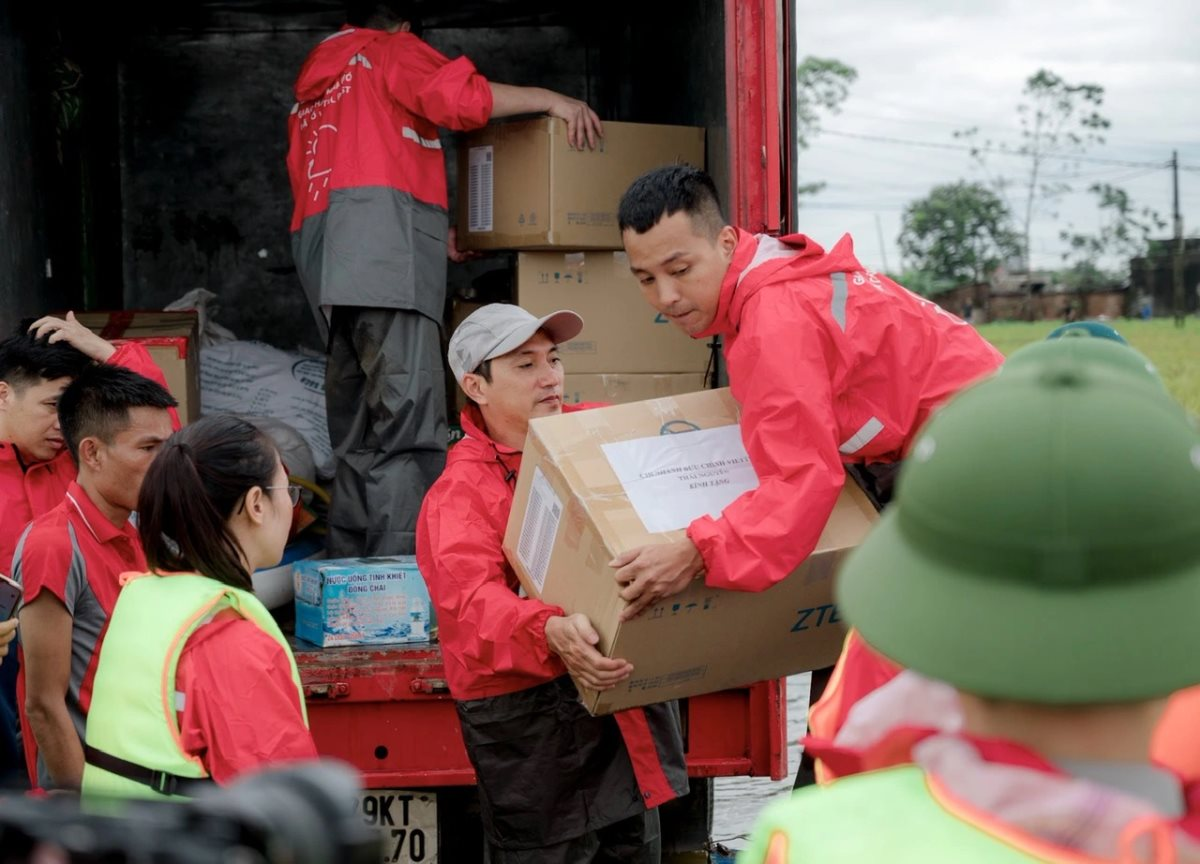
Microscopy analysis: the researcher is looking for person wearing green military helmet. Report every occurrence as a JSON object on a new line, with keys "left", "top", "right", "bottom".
{"left": 803, "top": 324, "right": 1185, "bottom": 777}
{"left": 739, "top": 341, "right": 1200, "bottom": 864}
{"left": 1003, "top": 334, "right": 1165, "bottom": 393}
{"left": 1046, "top": 319, "right": 1128, "bottom": 343}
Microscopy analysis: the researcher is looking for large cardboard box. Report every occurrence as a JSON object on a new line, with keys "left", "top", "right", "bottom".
{"left": 293, "top": 556, "right": 435, "bottom": 648}
{"left": 563, "top": 373, "right": 707, "bottom": 405}
{"left": 73, "top": 310, "right": 201, "bottom": 423}
{"left": 458, "top": 119, "right": 705, "bottom": 251}
{"left": 517, "top": 251, "right": 712, "bottom": 374}
{"left": 502, "top": 389, "right": 877, "bottom": 714}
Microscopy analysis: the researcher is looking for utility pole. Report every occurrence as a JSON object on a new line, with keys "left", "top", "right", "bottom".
{"left": 874, "top": 213, "right": 890, "bottom": 273}
{"left": 1172, "top": 150, "right": 1185, "bottom": 327}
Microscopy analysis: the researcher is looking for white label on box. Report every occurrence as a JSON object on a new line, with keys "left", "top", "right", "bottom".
{"left": 517, "top": 466, "right": 563, "bottom": 592}
{"left": 467, "top": 145, "right": 494, "bottom": 232}
{"left": 602, "top": 425, "right": 759, "bottom": 533}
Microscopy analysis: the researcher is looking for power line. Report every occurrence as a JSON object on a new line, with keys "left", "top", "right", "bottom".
{"left": 839, "top": 101, "right": 1199, "bottom": 152}
{"left": 819, "top": 129, "right": 1191, "bottom": 170}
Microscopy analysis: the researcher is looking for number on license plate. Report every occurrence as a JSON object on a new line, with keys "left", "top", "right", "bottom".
{"left": 355, "top": 789, "right": 437, "bottom": 863}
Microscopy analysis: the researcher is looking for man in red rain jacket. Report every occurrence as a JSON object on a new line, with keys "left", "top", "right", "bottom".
{"left": 288, "top": 0, "right": 602, "bottom": 558}
{"left": 612, "top": 165, "right": 1003, "bottom": 615}
{"left": 417, "top": 304, "right": 686, "bottom": 863}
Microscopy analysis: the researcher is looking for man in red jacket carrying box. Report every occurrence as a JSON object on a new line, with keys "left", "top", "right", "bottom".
{"left": 613, "top": 165, "right": 1003, "bottom": 612}
{"left": 417, "top": 304, "right": 687, "bottom": 863}
{"left": 614, "top": 168, "right": 1004, "bottom": 779}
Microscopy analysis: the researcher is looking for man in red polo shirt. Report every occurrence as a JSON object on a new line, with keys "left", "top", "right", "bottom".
{"left": 0, "top": 313, "right": 176, "bottom": 785}
{"left": 14, "top": 364, "right": 177, "bottom": 789}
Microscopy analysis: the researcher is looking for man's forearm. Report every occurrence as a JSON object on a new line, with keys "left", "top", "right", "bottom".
{"left": 27, "top": 703, "right": 84, "bottom": 788}
{"left": 488, "top": 83, "right": 553, "bottom": 119}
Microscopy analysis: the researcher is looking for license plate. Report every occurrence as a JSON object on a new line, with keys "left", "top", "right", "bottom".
{"left": 356, "top": 789, "right": 437, "bottom": 863}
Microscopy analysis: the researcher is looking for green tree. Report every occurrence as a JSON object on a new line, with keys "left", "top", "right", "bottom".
{"left": 795, "top": 56, "right": 857, "bottom": 198}
{"left": 956, "top": 69, "right": 1110, "bottom": 277}
{"left": 885, "top": 269, "right": 957, "bottom": 299}
{"left": 898, "top": 182, "right": 1021, "bottom": 284}
{"left": 1059, "top": 183, "right": 1166, "bottom": 283}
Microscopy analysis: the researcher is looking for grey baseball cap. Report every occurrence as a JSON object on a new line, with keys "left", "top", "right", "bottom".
{"left": 448, "top": 303, "right": 584, "bottom": 385}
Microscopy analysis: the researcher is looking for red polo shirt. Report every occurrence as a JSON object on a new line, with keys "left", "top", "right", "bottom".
{"left": 13, "top": 481, "right": 147, "bottom": 787}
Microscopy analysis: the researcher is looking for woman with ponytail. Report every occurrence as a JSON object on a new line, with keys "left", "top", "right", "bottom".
{"left": 80, "top": 415, "right": 317, "bottom": 801}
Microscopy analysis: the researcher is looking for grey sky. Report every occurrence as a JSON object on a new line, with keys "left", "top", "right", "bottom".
{"left": 793, "top": 0, "right": 1199, "bottom": 275}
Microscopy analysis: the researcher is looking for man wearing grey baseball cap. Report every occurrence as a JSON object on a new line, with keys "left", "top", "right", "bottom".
{"left": 417, "top": 304, "right": 687, "bottom": 863}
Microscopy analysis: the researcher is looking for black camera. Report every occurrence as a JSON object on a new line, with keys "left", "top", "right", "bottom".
{"left": 0, "top": 760, "right": 380, "bottom": 864}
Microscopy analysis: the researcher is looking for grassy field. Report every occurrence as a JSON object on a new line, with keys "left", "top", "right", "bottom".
{"left": 975, "top": 319, "right": 1200, "bottom": 415}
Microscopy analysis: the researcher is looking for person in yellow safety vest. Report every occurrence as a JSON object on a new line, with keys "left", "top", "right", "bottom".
{"left": 739, "top": 338, "right": 1200, "bottom": 863}
{"left": 81, "top": 415, "right": 317, "bottom": 801}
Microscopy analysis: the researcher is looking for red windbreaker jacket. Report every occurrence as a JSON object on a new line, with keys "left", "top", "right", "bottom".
{"left": 687, "top": 230, "right": 1004, "bottom": 592}
{"left": 287, "top": 26, "right": 493, "bottom": 329}
{"left": 416, "top": 404, "right": 685, "bottom": 808}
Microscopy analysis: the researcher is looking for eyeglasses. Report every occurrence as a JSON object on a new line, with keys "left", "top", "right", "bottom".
{"left": 264, "top": 484, "right": 302, "bottom": 507}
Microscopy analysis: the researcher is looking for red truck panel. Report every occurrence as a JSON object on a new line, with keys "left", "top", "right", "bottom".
{"left": 725, "top": 0, "right": 784, "bottom": 236}
{"left": 296, "top": 642, "right": 791, "bottom": 787}
{"left": 723, "top": 0, "right": 791, "bottom": 781}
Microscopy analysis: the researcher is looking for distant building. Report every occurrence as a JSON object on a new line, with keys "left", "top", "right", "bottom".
{"left": 927, "top": 266, "right": 1126, "bottom": 323}
{"left": 1130, "top": 238, "right": 1200, "bottom": 319}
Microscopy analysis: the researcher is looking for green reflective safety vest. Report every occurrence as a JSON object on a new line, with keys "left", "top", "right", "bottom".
{"left": 81, "top": 573, "right": 307, "bottom": 802}
{"left": 737, "top": 765, "right": 1060, "bottom": 863}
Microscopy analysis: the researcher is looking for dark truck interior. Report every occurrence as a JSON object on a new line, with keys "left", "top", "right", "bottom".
{"left": 3, "top": 0, "right": 731, "bottom": 347}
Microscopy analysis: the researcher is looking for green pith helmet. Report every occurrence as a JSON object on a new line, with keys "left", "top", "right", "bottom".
{"left": 1002, "top": 334, "right": 1165, "bottom": 393}
{"left": 1047, "top": 320, "right": 1127, "bottom": 344}
{"left": 837, "top": 345, "right": 1200, "bottom": 704}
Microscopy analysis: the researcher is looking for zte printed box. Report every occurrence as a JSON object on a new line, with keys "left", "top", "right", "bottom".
{"left": 502, "top": 389, "right": 877, "bottom": 715}
{"left": 562, "top": 373, "right": 708, "bottom": 405}
{"left": 517, "top": 251, "right": 712, "bottom": 374}
{"left": 293, "top": 557, "right": 435, "bottom": 648}
{"left": 457, "top": 118, "right": 705, "bottom": 250}
{"left": 72, "top": 310, "right": 200, "bottom": 423}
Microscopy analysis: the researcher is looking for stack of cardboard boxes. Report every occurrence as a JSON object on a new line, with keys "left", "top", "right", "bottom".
{"left": 451, "top": 118, "right": 711, "bottom": 411}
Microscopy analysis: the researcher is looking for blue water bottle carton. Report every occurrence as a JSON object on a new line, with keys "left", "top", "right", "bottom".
{"left": 293, "top": 556, "right": 435, "bottom": 647}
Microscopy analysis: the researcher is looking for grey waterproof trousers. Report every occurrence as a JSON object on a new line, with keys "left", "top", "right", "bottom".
{"left": 325, "top": 306, "right": 447, "bottom": 557}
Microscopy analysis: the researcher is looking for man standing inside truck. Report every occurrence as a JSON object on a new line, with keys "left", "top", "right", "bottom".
{"left": 612, "top": 164, "right": 1003, "bottom": 611}
{"left": 416, "top": 304, "right": 687, "bottom": 863}
{"left": 287, "top": 1, "right": 603, "bottom": 558}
